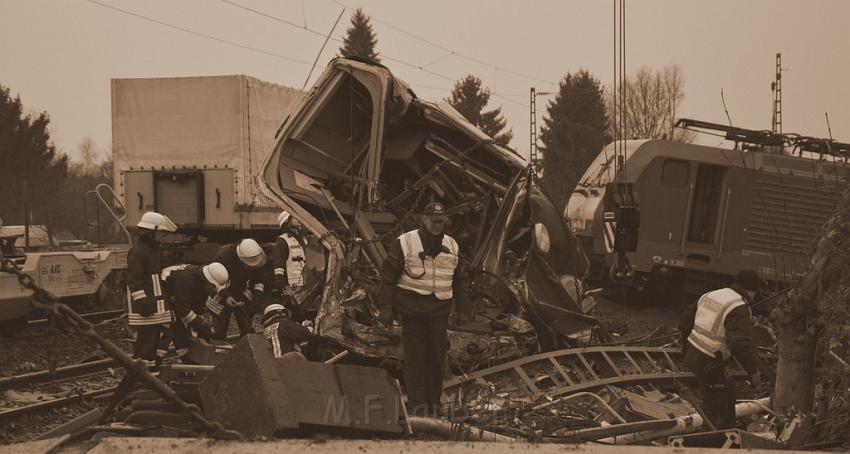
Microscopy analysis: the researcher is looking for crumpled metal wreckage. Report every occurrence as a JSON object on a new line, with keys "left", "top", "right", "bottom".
{"left": 257, "top": 57, "right": 605, "bottom": 367}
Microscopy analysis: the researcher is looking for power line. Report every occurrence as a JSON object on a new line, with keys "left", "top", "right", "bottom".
{"left": 218, "top": 1, "right": 529, "bottom": 108}
{"left": 88, "top": 0, "right": 528, "bottom": 109}
{"left": 219, "top": 0, "right": 327, "bottom": 38}
{"left": 328, "top": 0, "right": 556, "bottom": 87}
{"left": 86, "top": 0, "right": 314, "bottom": 66}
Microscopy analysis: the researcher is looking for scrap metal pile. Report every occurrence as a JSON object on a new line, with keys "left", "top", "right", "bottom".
{"left": 256, "top": 58, "right": 603, "bottom": 364}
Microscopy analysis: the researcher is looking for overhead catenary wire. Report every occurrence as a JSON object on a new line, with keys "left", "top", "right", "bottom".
{"left": 85, "top": 0, "right": 315, "bottom": 66}
{"left": 328, "top": 0, "right": 556, "bottom": 87}
{"left": 216, "top": 0, "right": 529, "bottom": 108}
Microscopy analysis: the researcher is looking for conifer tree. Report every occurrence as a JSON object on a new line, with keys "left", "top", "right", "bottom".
{"left": 448, "top": 75, "right": 513, "bottom": 147}
{"left": 339, "top": 8, "right": 380, "bottom": 63}
{"left": 539, "top": 70, "right": 609, "bottom": 209}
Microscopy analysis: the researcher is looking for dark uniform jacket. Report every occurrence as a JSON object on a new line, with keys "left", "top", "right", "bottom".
{"left": 380, "top": 228, "right": 469, "bottom": 317}
{"left": 679, "top": 284, "right": 759, "bottom": 375}
{"left": 214, "top": 244, "right": 273, "bottom": 310}
{"left": 263, "top": 313, "right": 312, "bottom": 356}
{"left": 127, "top": 234, "right": 171, "bottom": 325}
{"left": 163, "top": 265, "right": 213, "bottom": 323}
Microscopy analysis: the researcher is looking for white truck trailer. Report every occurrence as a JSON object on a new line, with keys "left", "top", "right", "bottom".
{"left": 111, "top": 75, "right": 303, "bottom": 241}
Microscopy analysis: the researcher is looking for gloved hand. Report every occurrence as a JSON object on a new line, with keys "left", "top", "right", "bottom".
{"left": 189, "top": 317, "right": 213, "bottom": 341}
{"left": 226, "top": 296, "right": 245, "bottom": 308}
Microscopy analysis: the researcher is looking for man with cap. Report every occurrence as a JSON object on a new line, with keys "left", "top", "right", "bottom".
{"left": 270, "top": 210, "right": 307, "bottom": 303}
{"left": 211, "top": 238, "right": 272, "bottom": 340}
{"left": 161, "top": 262, "right": 229, "bottom": 359}
{"left": 380, "top": 201, "right": 470, "bottom": 416}
{"left": 680, "top": 269, "right": 766, "bottom": 429}
{"left": 127, "top": 211, "right": 177, "bottom": 371}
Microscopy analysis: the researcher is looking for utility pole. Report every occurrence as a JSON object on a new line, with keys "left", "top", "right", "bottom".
{"left": 771, "top": 52, "right": 782, "bottom": 134}
{"left": 529, "top": 87, "right": 555, "bottom": 173}
{"left": 529, "top": 87, "right": 537, "bottom": 168}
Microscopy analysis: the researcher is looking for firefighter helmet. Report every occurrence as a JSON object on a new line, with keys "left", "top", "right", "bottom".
{"left": 136, "top": 211, "right": 177, "bottom": 232}
{"left": 236, "top": 238, "right": 266, "bottom": 269}
{"left": 202, "top": 262, "right": 230, "bottom": 290}
{"left": 277, "top": 210, "right": 291, "bottom": 227}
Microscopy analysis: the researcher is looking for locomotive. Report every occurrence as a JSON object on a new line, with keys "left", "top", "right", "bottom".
{"left": 566, "top": 119, "right": 850, "bottom": 303}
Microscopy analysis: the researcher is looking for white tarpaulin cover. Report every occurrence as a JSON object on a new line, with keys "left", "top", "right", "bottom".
{"left": 112, "top": 75, "right": 304, "bottom": 206}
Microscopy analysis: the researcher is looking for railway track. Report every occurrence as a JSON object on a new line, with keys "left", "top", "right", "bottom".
{"left": 27, "top": 309, "right": 125, "bottom": 327}
{"left": 0, "top": 358, "right": 116, "bottom": 390}
{"left": 0, "top": 386, "right": 117, "bottom": 422}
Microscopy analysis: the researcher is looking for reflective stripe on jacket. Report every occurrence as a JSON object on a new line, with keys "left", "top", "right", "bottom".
{"left": 687, "top": 287, "right": 750, "bottom": 359}
{"left": 274, "top": 233, "right": 306, "bottom": 288}
{"left": 395, "top": 230, "right": 459, "bottom": 300}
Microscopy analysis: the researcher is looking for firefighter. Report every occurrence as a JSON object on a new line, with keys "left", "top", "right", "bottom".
{"left": 270, "top": 210, "right": 307, "bottom": 305}
{"left": 161, "top": 262, "right": 229, "bottom": 358}
{"left": 127, "top": 211, "right": 177, "bottom": 371}
{"left": 261, "top": 302, "right": 312, "bottom": 360}
{"left": 680, "top": 269, "right": 765, "bottom": 429}
{"left": 379, "top": 201, "right": 471, "bottom": 416}
{"left": 210, "top": 238, "right": 272, "bottom": 340}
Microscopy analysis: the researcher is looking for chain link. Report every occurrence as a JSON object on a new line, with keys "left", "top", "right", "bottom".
{"left": 0, "top": 259, "right": 241, "bottom": 440}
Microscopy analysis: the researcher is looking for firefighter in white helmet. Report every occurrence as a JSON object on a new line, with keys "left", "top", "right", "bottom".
{"left": 161, "top": 262, "right": 228, "bottom": 360}
{"left": 261, "top": 302, "right": 312, "bottom": 360}
{"left": 210, "top": 238, "right": 272, "bottom": 340}
{"left": 127, "top": 211, "right": 177, "bottom": 371}
{"left": 270, "top": 211, "right": 307, "bottom": 304}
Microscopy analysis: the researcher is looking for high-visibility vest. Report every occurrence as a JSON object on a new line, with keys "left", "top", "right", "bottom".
{"left": 396, "top": 230, "right": 459, "bottom": 301}
{"left": 274, "top": 233, "right": 306, "bottom": 288}
{"left": 687, "top": 288, "right": 751, "bottom": 359}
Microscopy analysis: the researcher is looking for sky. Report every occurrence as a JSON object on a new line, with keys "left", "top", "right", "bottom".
{"left": 1, "top": 0, "right": 848, "bottom": 161}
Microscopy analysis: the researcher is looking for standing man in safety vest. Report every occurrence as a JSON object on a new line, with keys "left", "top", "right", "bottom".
{"left": 161, "top": 262, "right": 229, "bottom": 359}
{"left": 380, "top": 202, "right": 470, "bottom": 416}
{"left": 127, "top": 211, "right": 177, "bottom": 371}
{"left": 211, "top": 238, "right": 271, "bottom": 340}
{"left": 271, "top": 210, "right": 307, "bottom": 299}
{"left": 681, "top": 269, "right": 765, "bottom": 429}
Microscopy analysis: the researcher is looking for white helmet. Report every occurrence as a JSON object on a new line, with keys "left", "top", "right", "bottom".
{"left": 202, "top": 262, "right": 230, "bottom": 290}
{"left": 136, "top": 211, "right": 177, "bottom": 232}
{"left": 277, "top": 210, "right": 291, "bottom": 228}
{"left": 236, "top": 238, "right": 266, "bottom": 269}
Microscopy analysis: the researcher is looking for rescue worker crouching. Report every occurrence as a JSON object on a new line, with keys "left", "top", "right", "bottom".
{"left": 261, "top": 302, "right": 312, "bottom": 360}
{"left": 379, "top": 201, "right": 471, "bottom": 417}
{"left": 127, "top": 211, "right": 177, "bottom": 371}
{"left": 161, "top": 262, "right": 229, "bottom": 360}
{"left": 211, "top": 238, "right": 272, "bottom": 340}
{"left": 271, "top": 210, "right": 307, "bottom": 314}
{"left": 680, "top": 269, "right": 767, "bottom": 429}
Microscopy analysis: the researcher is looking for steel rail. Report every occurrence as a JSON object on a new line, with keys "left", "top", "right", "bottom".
{"left": 0, "top": 358, "right": 116, "bottom": 390}
{"left": 28, "top": 309, "right": 125, "bottom": 327}
{"left": 0, "top": 386, "right": 117, "bottom": 421}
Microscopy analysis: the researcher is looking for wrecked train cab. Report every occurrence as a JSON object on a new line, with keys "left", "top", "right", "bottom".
{"left": 258, "top": 58, "right": 603, "bottom": 365}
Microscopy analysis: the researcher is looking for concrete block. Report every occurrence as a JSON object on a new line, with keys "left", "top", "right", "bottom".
{"left": 199, "top": 334, "right": 403, "bottom": 437}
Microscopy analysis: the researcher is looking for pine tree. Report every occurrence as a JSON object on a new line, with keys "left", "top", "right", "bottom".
{"left": 339, "top": 8, "right": 380, "bottom": 63}
{"left": 0, "top": 83, "right": 68, "bottom": 227}
{"left": 539, "top": 70, "right": 610, "bottom": 210}
{"left": 448, "top": 75, "right": 513, "bottom": 147}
